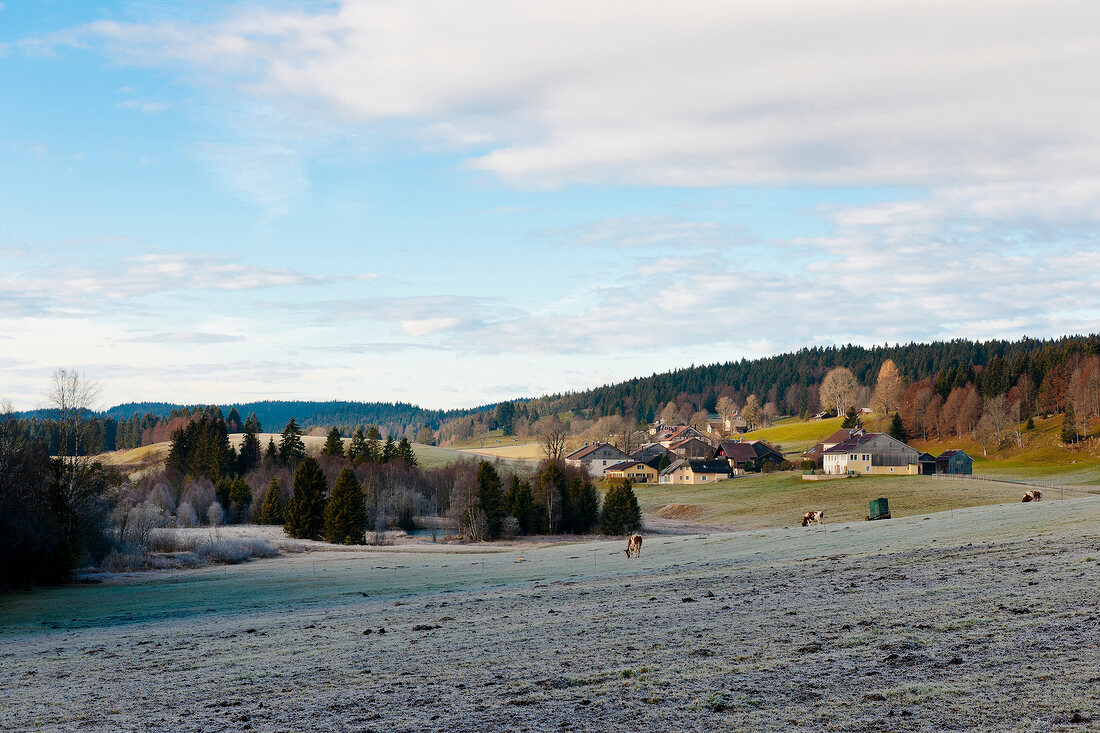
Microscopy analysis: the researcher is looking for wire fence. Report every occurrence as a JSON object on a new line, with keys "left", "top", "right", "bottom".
{"left": 928, "top": 472, "right": 1100, "bottom": 501}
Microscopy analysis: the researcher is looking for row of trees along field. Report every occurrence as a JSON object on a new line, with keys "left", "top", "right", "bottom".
{"left": 3, "top": 370, "right": 643, "bottom": 588}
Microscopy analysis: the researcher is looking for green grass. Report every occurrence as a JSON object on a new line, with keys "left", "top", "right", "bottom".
{"left": 737, "top": 416, "right": 845, "bottom": 456}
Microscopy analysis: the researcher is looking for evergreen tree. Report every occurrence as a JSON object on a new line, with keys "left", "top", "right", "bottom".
{"left": 226, "top": 407, "right": 243, "bottom": 432}
{"left": 888, "top": 412, "right": 908, "bottom": 443}
{"left": 600, "top": 479, "right": 641, "bottom": 535}
{"left": 1025, "top": 416, "right": 1035, "bottom": 431}
{"left": 396, "top": 436, "right": 417, "bottom": 466}
{"left": 264, "top": 437, "right": 278, "bottom": 465}
{"left": 476, "top": 461, "right": 505, "bottom": 539}
{"left": 238, "top": 414, "right": 262, "bottom": 475}
{"left": 1062, "top": 404, "right": 1080, "bottom": 444}
{"left": 568, "top": 476, "right": 600, "bottom": 534}
{"left": 321, "top": 427, "right": 344, "bottom": 457}
{"left": 347, "top": 427, "right": 369, "bottom": 464}
{"left": 323, "top": 467, "right": 367, "bottom": 544}
{"left": 284, "top": 456, "right": 328, "bottom": 540}
{"left": 841, "top": 407, "right": 863, "bottom": 429}
{"left": 535, "top": 461, "right": 568, "bottom": 533}
{"left": 259, "top": 478, "right": 284, "bottom": 525}
{"left": 366, "top": 426, "right": 382, "bottom": 463}
{"left": 503, "top": 475, "right": 534, "bottom": 535}
{"left": 279, "top": 417, "right": 306, "bottom": 465}
{"left": 381, "top": 435, "right": 397, "bottom": 463}
{"left": 228, "top": 478, "right": 252, "bottom": 523}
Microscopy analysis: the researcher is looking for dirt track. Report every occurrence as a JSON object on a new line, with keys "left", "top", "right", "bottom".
{"left": 2, "top": 498, "right": 1099, "bottom": 732}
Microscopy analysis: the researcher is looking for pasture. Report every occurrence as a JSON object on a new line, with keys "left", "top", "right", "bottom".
{"left": 2, "top": 497, "right": 1098, "bottom": 731}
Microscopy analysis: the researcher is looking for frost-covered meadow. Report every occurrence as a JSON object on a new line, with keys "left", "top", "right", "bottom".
{"left": 2, "top": 497, "right": 1098, "bottom": 731}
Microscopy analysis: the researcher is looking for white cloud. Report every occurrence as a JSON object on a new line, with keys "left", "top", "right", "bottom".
{"left": 22, "top": 0, "right": 1100, "bottom": 199}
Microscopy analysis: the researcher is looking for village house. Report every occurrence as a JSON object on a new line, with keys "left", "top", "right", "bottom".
{"left": 630, "top": 442, "right": 669, "bottom": 462}
{"left": 659, "top": 458, "right": 732, "bottom": 484}
{"left": 653, "top": 424, "right": 709, "bottom": 448}
{"left": 715, "top": 440, "right": 785, "bottom": 473}
{"left": 564, "top": 442, "right": 632, "bottom": 477}
{"left": 801, "top": 427, "right": 862, "bottom": 468}
{"left": 936, "top": 449, "right": 974, "bottom": 475}
{"left": 603, "top": 460, "right": 660, "bottom": 484}
{"left": 668, "top": 436, "right": 715, "bottom": 459}
{"left": 823, "top": 431, "right": 921, "bottom": 475}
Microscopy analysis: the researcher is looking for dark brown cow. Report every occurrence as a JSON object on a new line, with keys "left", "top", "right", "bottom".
{"left": 801, "top": 510, "right": 825, "bottom": 527}
{"left": 1021, "top": 490, "right": 1043, "bottom": 503}
{"left": 625, "top": 534, "right": 643, "bottom": 558}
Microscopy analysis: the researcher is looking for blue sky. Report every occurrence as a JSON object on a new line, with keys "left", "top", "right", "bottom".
{"left": 3, "top": 0, "right": 1100, "bottom": 410}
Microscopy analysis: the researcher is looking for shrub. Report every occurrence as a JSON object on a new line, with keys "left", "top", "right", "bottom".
{"left": 194, "top": 538, "right": 277, "bottom": 564}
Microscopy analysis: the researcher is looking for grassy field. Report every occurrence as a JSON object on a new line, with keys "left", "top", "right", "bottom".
{"left": 737, "top": 415, "right": 845, "bottom": 456}
{"left": 457, "top": 442, "right": 543, "bottom": 460}
{"left": 630, "top": 471, "right": 1095, "bottom": 530}
{"left": 2, "top": 498, "right": 1098, "bottom": 730}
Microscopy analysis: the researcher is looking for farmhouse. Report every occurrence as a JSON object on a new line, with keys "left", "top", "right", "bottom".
{"left": 653, "top": 425, "right": 709, "bottom": 448}
{"left": 604, "top": 460, "right": 660, "bottom": 484}
{"left": 823, "top": 431, "right": 921, "bottom": 475}
{"left": 659, "top": 458, "right": 732, "bottom": 484}
{"left": 668, "top": 436, "right": 715, "bottom": 459}
{"left": 631, "top": 442, "right": 669, "bottom": 462}
{"left": 715, "top": 440, "right": 785, "bottom": 472}
{"left": 564, "top": 442, "right": 632, "bottom": 477}
{"left": 936, "top": 449, "right": 974, "bottom": 475}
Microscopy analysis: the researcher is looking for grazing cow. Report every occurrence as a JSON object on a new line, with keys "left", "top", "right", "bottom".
{"left": 802, "top": 510, "right": 825, "bottom": 527}
{"left": 1021, "top": 490, "right": 1043, "bottom": 503}
{"left": 625, "top": 534, "right": 643, "bottom": 558}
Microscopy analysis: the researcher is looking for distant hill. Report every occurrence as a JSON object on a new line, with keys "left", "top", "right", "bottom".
{"left": 97, "top": 400, "right": 492, "bottom": 433}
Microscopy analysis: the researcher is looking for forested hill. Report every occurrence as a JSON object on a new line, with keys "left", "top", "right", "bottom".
{"left": 100, "top": 400, "right": 489, "bottom": 432}
{"left": 532, "top": 335, "right": 1100, "bottom": 422}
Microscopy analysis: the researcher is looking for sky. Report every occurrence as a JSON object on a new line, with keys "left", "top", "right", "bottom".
{"left": 2, "top": 0, "right": 1100, "bottom": 411}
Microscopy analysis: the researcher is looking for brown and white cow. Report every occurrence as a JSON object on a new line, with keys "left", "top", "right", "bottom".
{"left": 802, "top": 510, "right": 825, "bottom": 527}
{"left": 1021, "top": 490, "right": 1043, "bottom": 503}
{"left": 625, "top": 534, "right": 643, "bottom": 558}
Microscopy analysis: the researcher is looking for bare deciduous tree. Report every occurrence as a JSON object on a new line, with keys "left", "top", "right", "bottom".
{"left": 820, "top": 367, "right": 859, "bottom": 417}
{"left": 537, "top": 416, "right": 568, "bottom": 461}
{"left": 741, "top": 395, "right": 761, "bottom": 431}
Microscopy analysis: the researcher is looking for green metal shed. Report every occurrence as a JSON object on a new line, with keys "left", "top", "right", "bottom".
{"left": 867, "top": 497, "right": 891, "bottom": 521}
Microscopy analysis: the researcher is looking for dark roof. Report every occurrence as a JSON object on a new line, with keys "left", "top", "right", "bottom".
{"left": 688, "top": 459, "right": 732, "bottom": 474}
{"left": 638, "top": 455, "right": 665, "bottom": 470}
{"left": 747, "top": 440, "right": 784, "bottom": 460}
{"left": 918, "top": 452, "right": 937, "bottom": 461}
{"left": 605, "top": 461, "right": 647, "bottom": 472}
{"left": 823, "top": 433, "right": 878, "bottom": 454}
{"left": 823, "top": 428, "right": 858, "bottom": 446}
{"left": 937, "top": 449, "right": 970, "bottom": 460}
{"left": 716, "top": 441, "right": 758, "bottom": 462}
{"left": 565, "top": 442, "right": 628, "bottom": 461}
{"left": 801, "top": 443, "right": 824, "bottom": 458}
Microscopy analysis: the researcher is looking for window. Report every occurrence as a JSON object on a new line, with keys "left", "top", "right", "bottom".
{"left": 701, "top": 475, "right": 708, "bottom": 481}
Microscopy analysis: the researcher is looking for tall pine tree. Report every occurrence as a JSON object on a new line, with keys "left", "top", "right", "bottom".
{"left": 279, "top": 418, "right": 306, "bottom": 465}
{"left": 381, "top": 435, "right": 397, "bottom": 463}
{"left": 321, "top": 427, "right": 344, "bottom": 457}
{"left": 238, "top": 414, "right": 262, "bottom": 475}
{"left": 284, "top": 456, "right": 327, "bottom": 540}
{"left": 323, "top": 467, "right": 367, "bottom": 544}
{"left": 504, "top": 475, "right": 534, "bottom": 535}
{"left": 475, "top": 461, "right": 505, "bottom": 540}
{"left": 347, "top": 427, "right": 369, "bottom": 464}
{"left": 600, "top": 479, "right": 641, "bottom": 535}
{"left": 259, "top": 478, "right": 284, "bottom": 525}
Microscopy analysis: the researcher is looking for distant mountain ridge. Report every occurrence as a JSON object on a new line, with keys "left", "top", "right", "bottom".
{"left": 21, "top": 400, "right": 492, "bottom": 433}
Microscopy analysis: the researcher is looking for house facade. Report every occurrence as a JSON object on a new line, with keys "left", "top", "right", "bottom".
{"left": 669, "top": 437, "right": 715, "bottom": 459}
{"left": 715, "top": 440, "right": 785, "bottom": 472}
{"left": 604, "top": 461, "right": 660, "bottom": 484}
{"left": 659, "top": 458, "right": 732, "bottom": 485}
{"left": 823, "top": 432, "right": 920, "bottom": 475}
{"left": 564, "top": 442, "right": 633, "bottom": 477}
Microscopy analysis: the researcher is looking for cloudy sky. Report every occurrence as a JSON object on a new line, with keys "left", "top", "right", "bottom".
{"left": 2, "top": 0, "right": 1099, "bottom": 411}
